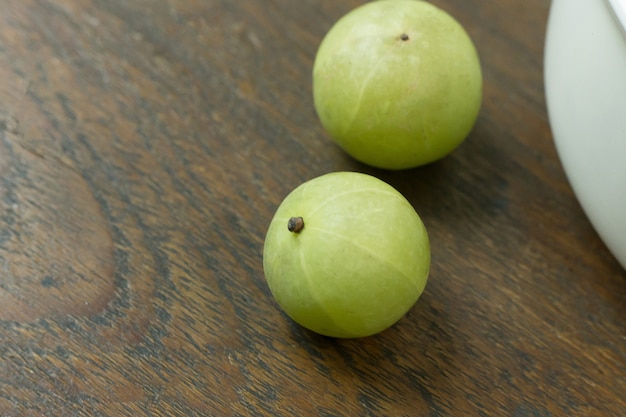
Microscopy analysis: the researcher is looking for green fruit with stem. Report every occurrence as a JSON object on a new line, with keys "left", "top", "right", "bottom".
{"left": 313, "top": 0, "right": 482, "bottom": 169}
{"left": 263, "top": 172, "right": 430, "bottom": 338}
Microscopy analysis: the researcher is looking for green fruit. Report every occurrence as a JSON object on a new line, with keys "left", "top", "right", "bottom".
{"left": 263, "top": 172, "right": 430, "bottom": 338}
{"left": 313, "top": 0, "right": 482, "bottom": 169}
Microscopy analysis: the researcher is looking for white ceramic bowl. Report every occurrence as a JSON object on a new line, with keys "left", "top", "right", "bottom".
{"left": 545, "top": 0, "right": 626, "bottom": 270}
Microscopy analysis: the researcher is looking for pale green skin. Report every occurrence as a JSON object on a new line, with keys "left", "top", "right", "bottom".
{"left": 313, "top": 0, "right": 482, "bottom": 170}
{"left": 263, "top": 172, "right": 430, "bottom": 338}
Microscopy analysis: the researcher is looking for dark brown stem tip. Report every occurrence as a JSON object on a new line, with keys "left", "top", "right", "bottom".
{"left": 288, "top": 217, "right": 305, "bottom": 233}
{"left": 400, "top": 33, "right": 409, "bottom": 41}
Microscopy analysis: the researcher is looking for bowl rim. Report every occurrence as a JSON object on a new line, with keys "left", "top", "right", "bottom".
{"left": 607, "top": 0, "right": 626, "bottom": 40}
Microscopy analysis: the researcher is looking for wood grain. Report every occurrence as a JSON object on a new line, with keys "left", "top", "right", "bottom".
{"left": 0, "top": 0, "right": 624, "bottom": 415}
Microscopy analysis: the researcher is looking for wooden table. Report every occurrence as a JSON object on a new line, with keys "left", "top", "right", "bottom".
{"left": 1, "top": 0, "right": 624, "bottom": 415}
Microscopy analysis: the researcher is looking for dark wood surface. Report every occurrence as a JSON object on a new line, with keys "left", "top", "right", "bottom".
{"left": 1, "top": 0, "right": 624, "bottom": 415}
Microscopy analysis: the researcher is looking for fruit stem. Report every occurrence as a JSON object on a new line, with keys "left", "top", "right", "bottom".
{"left": 288, "top": 217, "right": 305, "bottom": 233}
{"left": 400, "top": 33, "right": 409, "bottom": 41}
